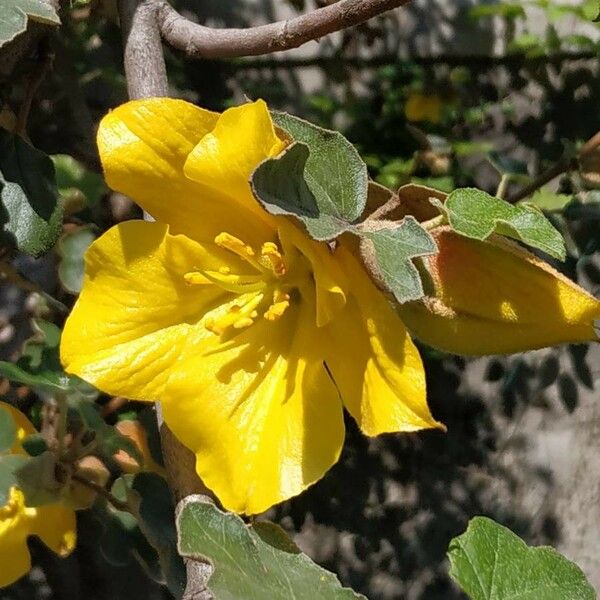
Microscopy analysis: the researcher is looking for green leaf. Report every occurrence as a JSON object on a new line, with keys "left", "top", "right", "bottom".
{"left": 15, "top": 450, "right": 63, "bottom": 506}
{"left": 0, "top": 319, "right": 73, "bottom": 392}
{"left": 448, "top": 517, "right": 596, "bottom": 600}
{"left": 0, "top": 129, "right": 63, "bottom": 256}
{"left": 251, "top": 112, "right": 368, "bottom": 240}
{"left": 177, "top": 497, "right": 365, "bottom": 600}
{"left": 526, "top": 189, "right": 573, "bottom": 212}
{"left": 52, "top": 154, "right": 106, "bottom": 208}
{"left": 434, "top": 188, "right": 566, "bottom": 260}
{"left": 132, "top": 473, "right": 186, "bottom": 598}
{"left": 0, "top": 406, "right": 16, "bottom": 452}
{"left": 104, "top": 474, "right": 185, "bottom": 598}
{"left": 57, "top": 226, "right": 95, "bottom": 293}
{"left": 0, "top": 0, "right": 60, "bottom": 48}
{"left": 360, "top": 217, "right": 437, "bottom": 303}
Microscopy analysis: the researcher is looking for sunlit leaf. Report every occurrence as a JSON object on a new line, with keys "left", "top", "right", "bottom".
{"left": 359, "top": 217, "right": 437, "bottom": 303}
{"left": 448, "top": 517, "right": 595, "bottom": 600}
{"left": 252, "top": 112, "right": 368, "bottom": 240}
{"left": 433, "top": 188, "right": 566, "bottom": 260}
{"left": 177, "top": 497, "right": 365, "bottom": 600}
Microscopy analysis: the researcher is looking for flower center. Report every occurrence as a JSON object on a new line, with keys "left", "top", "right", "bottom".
{"left": 185, "top": 232, "right": 297, "bottom": 335}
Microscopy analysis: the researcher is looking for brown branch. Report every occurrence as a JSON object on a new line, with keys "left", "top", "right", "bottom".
{"left": 508, "top": 130, "right": 600, "bottom": 203}
{"left": 155, "top": 0, "right": 410, "bottom": 59}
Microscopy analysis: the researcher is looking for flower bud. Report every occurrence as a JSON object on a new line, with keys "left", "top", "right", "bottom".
{"left": 399, "top": 228, "right": 600, "bottom": 355}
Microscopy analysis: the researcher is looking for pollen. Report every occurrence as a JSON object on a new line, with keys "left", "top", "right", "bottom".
{"left": 264, "top": 290, "right": 290, "bottom": 321}
{"left": 215, "top": 232, "right": 255, "bottom": 259}
{"left": 205, "top": 293, "right": 265, "bottom": 335}
{"left": 260, "top": 242, "right": 287, "bottom": 276}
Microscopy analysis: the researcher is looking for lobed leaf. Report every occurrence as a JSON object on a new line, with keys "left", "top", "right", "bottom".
{"left": 360, "top": 217, "right": 437, "bottom": 303}
{"left": 177, "top": 496, "right": 365, "bottom": 600}
{"left": 433, "top": 188, "right": 566, "bottom": 260}
{"left": 0, "top": 0, "right": 60, "bottom": 48}
{"left": 251, "top": 111, "right": 368, "bottom": 240}
{"left": 448, "top": 517, "right": 596, "bottom": 600}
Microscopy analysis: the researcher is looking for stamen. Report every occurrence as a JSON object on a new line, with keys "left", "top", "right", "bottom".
{"left": 205, "top": 292, "right": 265, "bottom": 335}
{"left": 215, "top": 232, "right": 268, "bottom": 273}
{"left": 185, "top": 270, "right": 266, "bottom": 294}
{"left": 260, "top": 242, "right": 287, "bottom": 276}
{"left": 264, "top": 290, "right": 290, "bottom": 322}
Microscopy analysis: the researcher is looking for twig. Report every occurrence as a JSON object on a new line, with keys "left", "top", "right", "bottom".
{"left": 71, "top": 472, "right": 131, "bottom": 512}
{"left": 0, "top": 261, "right": 68, "bottom": 313}
{"left": 508, "top": 130, "right": 600, "bottom": 204}
{"left": 496, "top": 174, "right": 510, "bottom": 200}
{"left": 155, "top": 0, "right": 410, "bottom": 59}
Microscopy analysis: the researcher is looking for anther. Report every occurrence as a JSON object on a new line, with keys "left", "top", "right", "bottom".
{"left": 260, "top": 241, "right": 287, "bottom": 276}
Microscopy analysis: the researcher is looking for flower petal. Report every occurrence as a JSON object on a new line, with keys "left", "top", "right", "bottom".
{"left": 184, "top": 100, "right": 285, "bottom": 226}
{"left": 0, "top": 402, "right": 35, "bottom": 455}
{"left": 162, "top": 301, "right": 344, "bottom": 515}
{"left": 61, "top": 221, "right": 236, "bottom": 400}
{"left": 399, "top": 229, "right": 600, "bottom": 355}
{"left": 30, "top": 503, "right": 76, "bottom": 557}
{"left": 97, "top": 98, "right": 274, "bottom": 245}
{"left": 279, "top": 221, "right": 347, "bottom": 327}
{"left": 325, "top": 245, "right": 443, "bottom": 436}
{"left": 0, "top": 534, "right": 31, "bottom": 587}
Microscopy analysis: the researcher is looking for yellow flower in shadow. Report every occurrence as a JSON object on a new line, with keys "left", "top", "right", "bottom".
{"left": 60, "top": 99, "right": 442, "bottom": 515}
{"left": 399, "top": 227, "right": 600, "bottom": 355}
{"left": 0, "top": 402, "right": 76, "bottom": 588}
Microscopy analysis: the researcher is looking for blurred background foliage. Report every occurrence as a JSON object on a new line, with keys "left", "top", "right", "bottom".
{"left": 1, "top": 0, "right": 600, "bottom": 598}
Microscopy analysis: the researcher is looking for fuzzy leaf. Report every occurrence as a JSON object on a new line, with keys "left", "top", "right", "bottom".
{"left": 177, "top": 497, "right": 365, "bottom": 600}
{"left": 360, "top": 217, "right": 437, "bottom": 303}
{"left": 434, "top": 188, "right": 566, "bottom": 260}
{"left": 251, "top": 112, "right": 368, "bottom": 240}
{"left": 0, "top": 129, "right": 63, "bottom": 256}
{"left": 0, "top": 454, "right": 28, "bottom": 504}
{"left": 448, "top": 517, "right": 595, "bottom": 600}
{"left": 0, "top": 0, "right": 60, "bottom": 47}
{"left": 0, "top": 319, "right": 77, "bottom": 392}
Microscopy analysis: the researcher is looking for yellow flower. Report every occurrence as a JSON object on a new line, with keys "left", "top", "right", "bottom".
{"left": 0, "top": 402, "right": 76, "bottom": 588}
{"left": 60, "top": 99, "right": 442, "bottom": 514}
{"left": 399, "top": 228, "right": 600, "bottom": 355}
{"left": 405, "top": 93, "right": 443, "bottom": 123}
